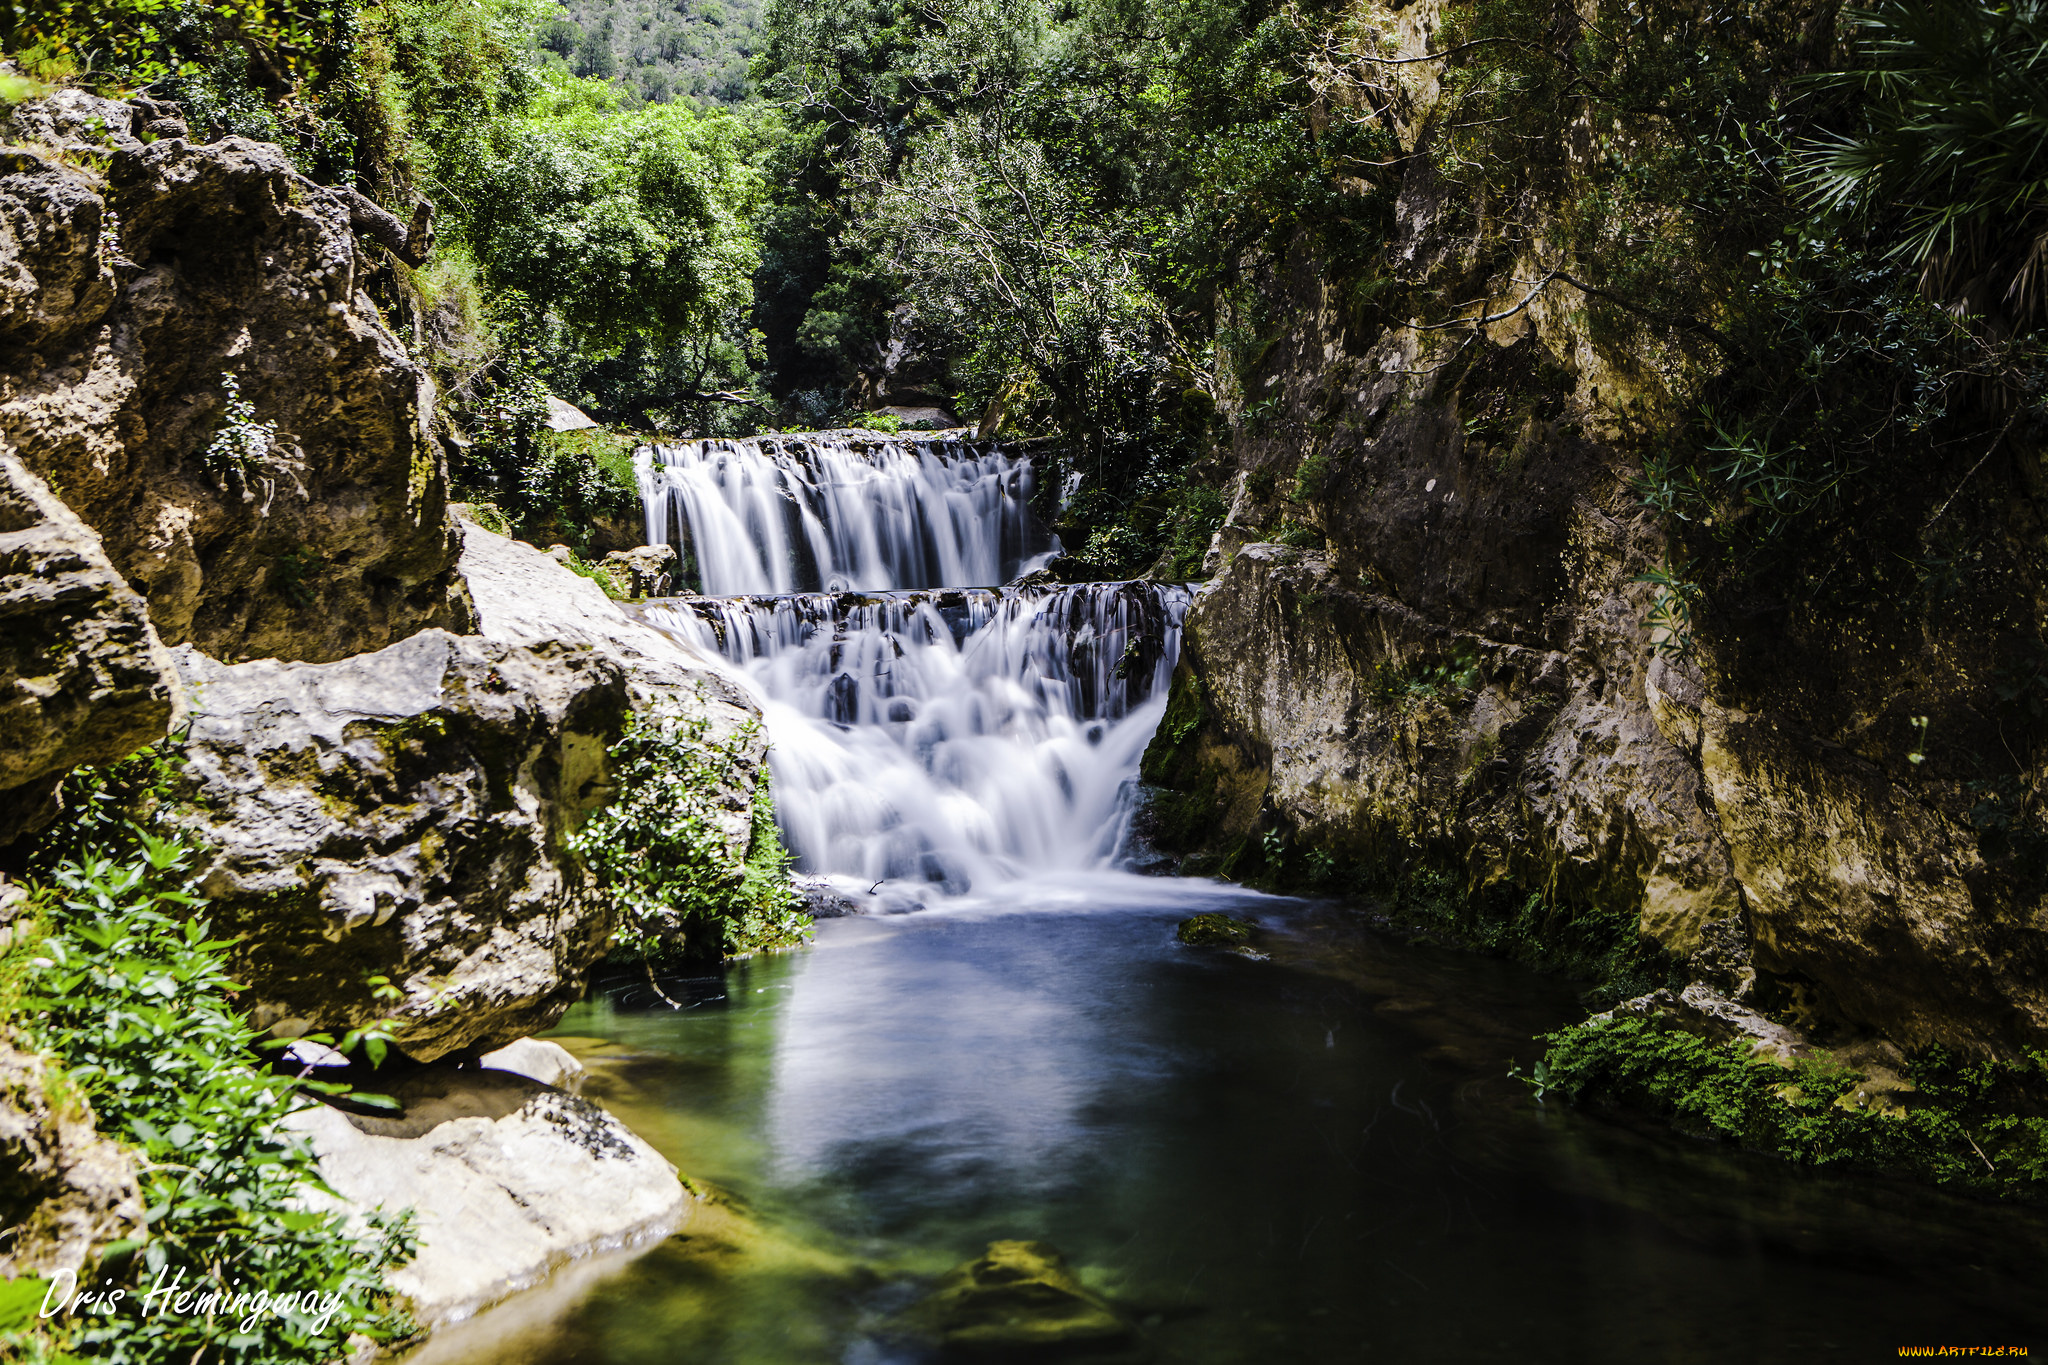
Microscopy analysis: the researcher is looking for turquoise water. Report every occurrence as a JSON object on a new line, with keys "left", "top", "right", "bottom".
{"left": 417, "top": 877, "right": 2048, "bottom": 1364}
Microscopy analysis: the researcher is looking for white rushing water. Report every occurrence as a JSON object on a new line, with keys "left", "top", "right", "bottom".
{"left": 631, "top": 432, "right": 1189, "bottom": 902}
{"left": 636, "top": 434, "right": 1051, "bottom": 596}
{"left": 636, "top": 583, "right": 1189, "bottom": 901}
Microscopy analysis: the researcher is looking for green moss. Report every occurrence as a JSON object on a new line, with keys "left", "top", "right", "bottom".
{"left": 1140, "top": 667, "right": 1206, "bottom": 785}
{"left": 1537, "top": 1016, "right": 2048, "bottom": 1199}
{"left": 1176, "top": 913, "right": 1252, "bottom": 948}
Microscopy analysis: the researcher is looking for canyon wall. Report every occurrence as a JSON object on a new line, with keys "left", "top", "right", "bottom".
{"left": 1142, "top": 5, "right": 2048, "bottom": 1057}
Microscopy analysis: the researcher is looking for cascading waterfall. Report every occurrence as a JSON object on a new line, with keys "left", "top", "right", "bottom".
{"left": 630, "top": 432, "right": 1189, "bottom": 901}
{"left": 636, "top": 433, "right": 1052, "bottom": 595}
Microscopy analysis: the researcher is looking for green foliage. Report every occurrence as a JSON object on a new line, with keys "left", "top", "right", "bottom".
{"left": 7, "top": 836, "right": 416, "bottom": 1363}
{"left": 1796, "top": 0, "right": 2048, "bottom": 328}
{"left": 571, "top": 711, "right": 809, "bottom": 962}
{"left": 456, "top": 362, "right": 641, "bottom": 546}
{"left": 2, "top": 0, "right": 338, "bottom": 87}
{"left": 199, "top": 373, "right": 280, "bottom": 503}
{"left": 454, "top": 71, "right": 763, "bottom": 358}
{"left": 547, "top": 0, "right": 763, "bottom": 107}
{"left": 1539, "top": 1015, "right": 2048, "bottom": 1197}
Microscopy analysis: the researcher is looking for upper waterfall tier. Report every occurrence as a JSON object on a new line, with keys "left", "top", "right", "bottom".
{"left": 636, "top": 434, "right": 1055, "bottom": 597}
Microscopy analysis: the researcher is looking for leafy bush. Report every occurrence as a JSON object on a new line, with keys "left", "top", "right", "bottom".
{"left": 1538, "top": 1014, "right": 2048, "bottom": 1197}
{"left": 4, "top": 834, "right": 416, "bottom": 1364}
{"left": 571, "top": 711, "right": 809, "bottom": 962}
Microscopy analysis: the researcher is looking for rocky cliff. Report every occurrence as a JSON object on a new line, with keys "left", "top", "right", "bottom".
{"left": 1142, "top": 9, "right": 2048, "bottom": 1062}
{"left": 0, "top": 87, "right": 466, "bottom": 674}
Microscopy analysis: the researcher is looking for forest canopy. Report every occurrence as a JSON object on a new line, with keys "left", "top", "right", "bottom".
{"left": 6, "top": 0, "right": 2042, "bottom": 578}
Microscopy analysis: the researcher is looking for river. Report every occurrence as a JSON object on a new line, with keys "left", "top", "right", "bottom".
{"left": 417, "top": 433, "right": 2048, "bottom": 1362}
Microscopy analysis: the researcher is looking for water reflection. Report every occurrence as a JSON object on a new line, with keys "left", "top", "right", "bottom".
{"left": 413, "top": 884, "right": 2048, "bottom": 1365}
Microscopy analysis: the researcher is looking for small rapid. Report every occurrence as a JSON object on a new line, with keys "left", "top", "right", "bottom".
{"left": 631, "top": 431, "right": 1186, "bottom": 902}
{"left": 638, "top": 583, "right": 1188, "bottom": 898}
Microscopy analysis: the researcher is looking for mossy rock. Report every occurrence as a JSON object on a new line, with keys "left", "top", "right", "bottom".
{"left": 909, "top": 1239, "right": 1140, "bottom": 1361}
{"left": 1176, "top": 913, "right": 1253, "bottom": 949}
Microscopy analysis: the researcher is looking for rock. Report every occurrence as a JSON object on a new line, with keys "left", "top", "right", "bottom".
{"left": 164, "top": 629, "right": 632, "bottom": 1061}
{"left": 545, "top": 544, "right": 575, "bottom": 566}
{"left": 1149, "top": 484, "right": 1748, "bottom": 991}
{"left": 1008, "top": 553, "right": 1098, "bottom": 589}
{"left": 479, "top": 1038, "right": 586, "bottom": 1092}
{"left": 909, "top": 1240, "right": 1137, "bottom": 1360}
{"left": 0, "top": 1040, "right": 145, "bottom": 1279}
{"left": 1691, "top": 696, "right": 2042, "bottom": 1052}
{"left": 0, "top": 447, "right": 180, "bottom": 844}
{"left": 283, "top": 1067, "right": 689, "bottom": 1328}
{"left": 542, "top": 396, "right": 599, "bottom": 432}
{"left": 456, "top": 513, "right": 765, "bottom": 866}
{"left": 874, "top": 404, "right": 958, "bottom": 430}
{"left": 1176, "top": 913, "right": 1254, "bottom": 949}
{"left": 599, "top": 544, "right": 677, "bottom": 598}
{"left": 1605, "top": 986, "right": 1810, "bottom": 1066}
{"left": 792, "top": 875, "right": 859, "bottom": 919}
{"left": 0, "top": 89, "right": 470, "bottom": 665}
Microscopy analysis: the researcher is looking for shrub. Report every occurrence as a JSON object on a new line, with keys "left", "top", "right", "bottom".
{"left": 571, "top": 711, "right": 809, "bottom": 962}
{"left": 4, "top": 833, "right": 416, "bottom": 1364}
{"left": 1538, "top": 1014, "right": 2048, "bottom": 1197}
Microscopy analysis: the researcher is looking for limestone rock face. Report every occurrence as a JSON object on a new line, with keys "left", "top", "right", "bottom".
{"left": 1150, "top": 530, "right": 1748, "bottom": 985}
{"left": 598, "top": 543, "right": 676, "bottom": 598}
{"left": 1142, "top": 48, "right": 2048, "bottom": 1060}
{"left": 283, "top": 1065, "right": 688, "bottom": 1327}
{"left": 0, "top": 87, "right": 469, "bottom": 665}
{"left": 0, "top": 1040, "right": 144, "bottom": 1278}
{"left": 457, "top": 517, "right": 765, "bottom": 865}
{"left": 1688, "top": 696, "right": 2040, "bottom": 1052}
{"left": 165, "top": 629, "right": 631, "bottom": 1061}
{"left": 0, "top": 448, "right": 179, "bottom": 843}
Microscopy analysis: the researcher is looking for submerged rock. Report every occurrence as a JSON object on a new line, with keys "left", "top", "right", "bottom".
{"left": 1175, "top": 914, "right": 1260, "bottom": 958}
{"left": 911, "top": 1240, "right": 1139, "bottom": 1361}
{"left": 166, "top": 629, "right": 631, "bottom": 1061}
{"left": 0, "top": 449, "right": 180, "bottom": 844}
{"left": 284, "top": 1065, "right": 688, "bottom": 1328}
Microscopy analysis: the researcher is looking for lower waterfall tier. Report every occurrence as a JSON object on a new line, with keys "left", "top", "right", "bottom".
{"left": 632, "top": 581, "right": 1190, "bottom": 898}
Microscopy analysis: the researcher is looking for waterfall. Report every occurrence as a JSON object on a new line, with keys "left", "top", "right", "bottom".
{"left": 633, "top": 433, "right": 1186, "bottom": 904}
{"left": 636, "top": 434, "right": 1053, "bottom": 596}
{"left": 635, "top": 583, "right": 1188, "bottom": 900}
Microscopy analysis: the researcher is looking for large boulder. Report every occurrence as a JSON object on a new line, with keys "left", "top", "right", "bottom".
{"left": 284, "top": 1064, "right": 689, "bottom": 1327}
{"left": 456, "top": 516, "right": 764, "bottom": 865}
{"left": 0, "top": 87, "right": 469, "bottom": 665}
{"left": 165, "top": 629, "right": 630, "bottom": 1060}
{"left": 0, "top": 446, "right": 178, "bottom": 843}
{"left": 0, "top": 1039, "right": 144, "bottom": 1279}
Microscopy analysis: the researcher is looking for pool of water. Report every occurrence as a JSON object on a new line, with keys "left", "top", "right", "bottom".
{"left": 412, "top": 875, "right": 2048, "bottom": 1364}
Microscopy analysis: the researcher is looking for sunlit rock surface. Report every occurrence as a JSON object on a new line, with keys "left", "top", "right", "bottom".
{"left": 0, "top": 87, "right": 468, "bottom": 665}
{"left": 0, "top": 1040, "right": 144, "bottom": 1278}
{"left": 0, "top": 448, "right": 178, "bottom": 843}
{"left": 165, "top": 629, "right": 630, "bottom": 1061}
{"left": 284, "top": 1065, "right": 687, "bottom": 1328}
